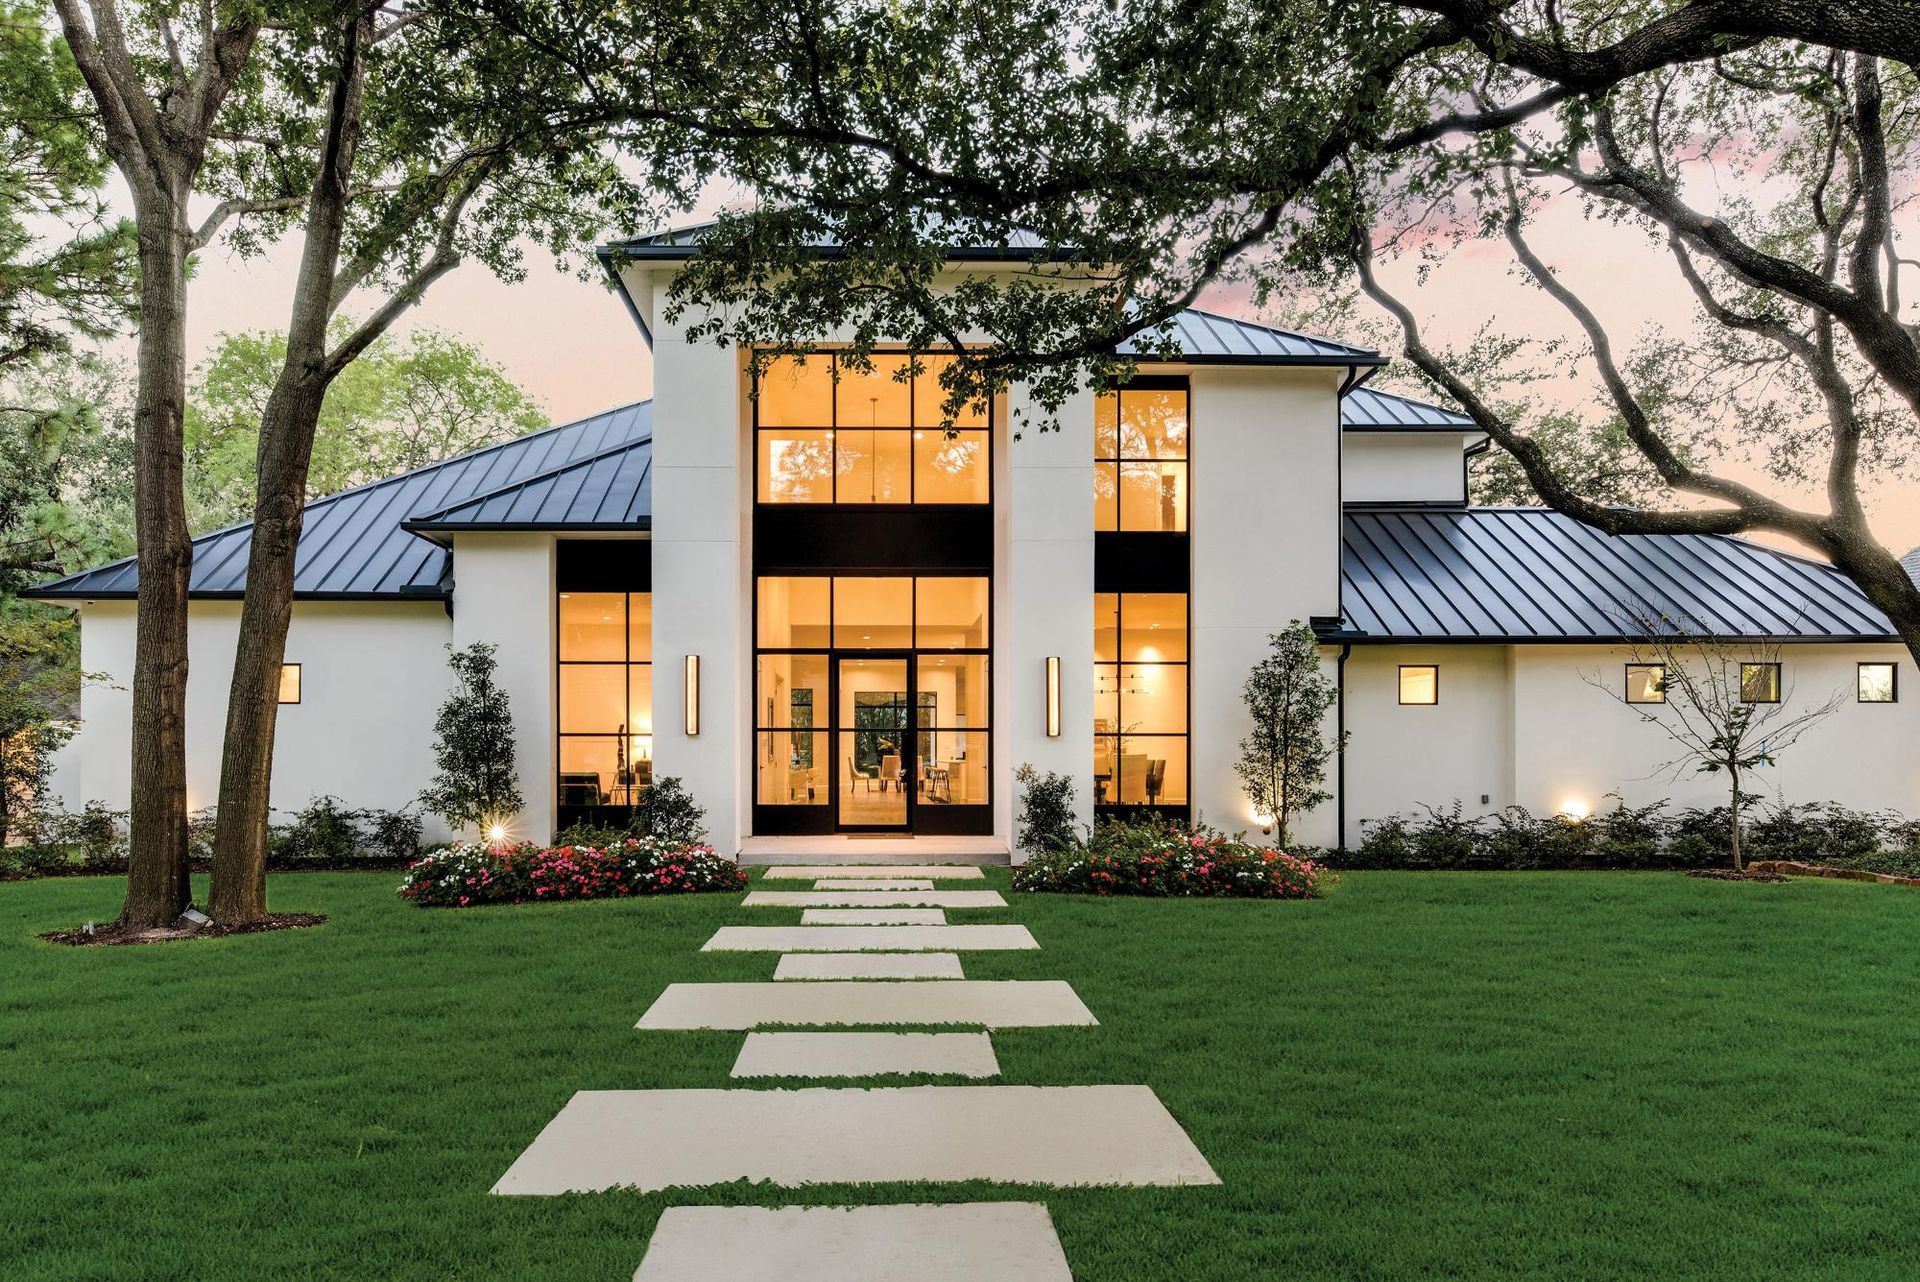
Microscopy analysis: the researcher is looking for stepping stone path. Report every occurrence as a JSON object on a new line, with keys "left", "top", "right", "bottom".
{"left": 493, "top": 861, "right": 1220, "bottom": 1276}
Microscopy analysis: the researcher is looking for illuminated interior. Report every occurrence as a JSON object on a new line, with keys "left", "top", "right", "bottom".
{"left": 1095, "top": 382, "right": 1189, "bottom": 532}
{"left": 1093, "top": 592, "right": 1189, "bottom": 806}
{"left": 557, "top": 590, "right": 653, "bottom": 810}
{"left": 755, "top": 353, "right": 990, "bottom": 505}
{"left": 755, "top": 574, "right": 990, "bottom": 828}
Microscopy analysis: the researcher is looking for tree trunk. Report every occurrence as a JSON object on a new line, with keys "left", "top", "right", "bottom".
{"left": 207, "top": 14, "right": 369, "bottom": 925}
{"left": 1728, "top": 770, "right": 1744, "bottom": 873}
{"left": 206, "top": 375, "right": 329, "bottom": 923}
{"left": 120, "top": 202, "right": 195, "bottom": 928}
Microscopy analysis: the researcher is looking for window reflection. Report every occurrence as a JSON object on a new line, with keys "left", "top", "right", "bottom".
{"left": 1095, "top": 381, "right": 1189, "bottom": 531}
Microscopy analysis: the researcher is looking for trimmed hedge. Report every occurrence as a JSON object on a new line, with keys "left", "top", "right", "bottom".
{"left": 1341, "top": 798, "right": 1920, "bottom": 872}
{"left": 397, "top": 837, "right": 745, "bottom": 907}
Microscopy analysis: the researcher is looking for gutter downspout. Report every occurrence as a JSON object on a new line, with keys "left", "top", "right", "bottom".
{"left": 1335, "top": 642, "right": 1351, "bottom": 853}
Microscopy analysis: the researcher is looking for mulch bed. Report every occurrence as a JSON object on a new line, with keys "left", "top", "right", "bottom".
{"left": 1686, "top": 868, "right": 1789, "bottom": 883}
{"left": 40, "top": 913, "right": 328, "bottom": 948}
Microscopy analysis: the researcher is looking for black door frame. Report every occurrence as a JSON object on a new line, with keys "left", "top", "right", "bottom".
{"left": 832, "top": 649, "right": 915, "bottom": 832}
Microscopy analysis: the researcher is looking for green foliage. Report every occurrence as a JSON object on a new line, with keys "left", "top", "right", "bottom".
{"left": 1013, "top": 814, "right": 1329, "bottom": 898}
{"left": 183, "top": 326, "right": 546, "bottom": 529}
{"left": 397, "top": 836, "right": 744, "bottom": 907}
{"left": 1014, "top": 762, "right": 1078, "bottom": 855}
{"left": 1235, "top": 622, "right": 1344, "bottom": 847}
{"left": 640, "top": 776, "right": 708, "bottom": 845}
{"left": 420, "top": 644, "right": 523, "bottom": 835}
{"left": 268, "top": 796, "right": 423, "bottom": 868}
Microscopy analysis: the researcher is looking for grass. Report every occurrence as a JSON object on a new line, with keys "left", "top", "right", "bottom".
{"left": 5, "top": 869, "right": 1920, "bottom": 1279}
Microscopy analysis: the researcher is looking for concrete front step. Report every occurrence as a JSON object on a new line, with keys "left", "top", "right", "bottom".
{"left": 702, "top": 924, "right": 1037, "bottom": 953}
{"left": 493, "top": 1085, "right": 1220, "bottom": 1194}
{"left": 764, "top": 865, "right": 986, "bottom": 880}
{"left": 799, "top": 908, "right": 948, "bottom": 926}
{"left": 637, "top": 980, "right": 1094, "bottom": 1029}
{"left": 731, "top": 1032, "right": 999, "bottom": 1079}
{"left": 773, "top": 952, "right": 965, "bottom": 981}
{"left": 744, "top": 890, "right": 1007, "bottom": 909}
{"left": 633, "top": 1203, "right": 1072, "bottom": 1281}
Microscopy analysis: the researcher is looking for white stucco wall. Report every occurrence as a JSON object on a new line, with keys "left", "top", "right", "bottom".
{"left": 1189, "top": 366, "right": 1346, "bottom": 841}
{"left": 1341, "top": 432, "right": 1470, "bottom": 504}
{"left": 59, "top": 598, "right": 454, "bottom": 838}
{"left": 1002, "top": 382, "right": 1096, "bottom": 856}
{"left": 645, "top": 284, "right": 750, "bottom": 856}
{"left": 1339, "top": 641, "right": 1920, "bottom": 846}
{"left": 449, "top": 533, "right": 557, "bottom": 843}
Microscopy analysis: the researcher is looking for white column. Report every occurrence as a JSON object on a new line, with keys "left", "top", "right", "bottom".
{"left": 1189, "top": 367, "right": 1344, "bottom": 842}
{"left": 649, "top": 287, "right": 748, "bottom": 855}
{"left": 450, "top": 532, "right": 556, "bottom": 842}
{"left": 1001, "top": 382, "right": 1097, "bottom": 858}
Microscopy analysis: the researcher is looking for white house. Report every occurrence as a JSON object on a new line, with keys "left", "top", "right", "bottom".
{"left": 31, "top": 230, "right": 1920, "bottom": 855}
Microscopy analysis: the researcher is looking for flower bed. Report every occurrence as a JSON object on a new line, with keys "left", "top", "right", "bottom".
{"left": 1014, "top": 827, "right": 1329, "bottom": 899}
{"left": 397, "top": 837, "right": 745, "bottom": 907}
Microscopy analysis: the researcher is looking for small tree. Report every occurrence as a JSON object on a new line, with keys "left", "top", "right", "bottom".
{"left": 1590, "top": 617, "right": 1844, "bottom": 871}
{"left": 1236, "top": 623, "right": 1345, "bottom": 848}
{"left": 1014, "top": 763, "right": 1078, "bottom": 855}
{"left": 420, "top": 643, "right": 522, "bottom": 839}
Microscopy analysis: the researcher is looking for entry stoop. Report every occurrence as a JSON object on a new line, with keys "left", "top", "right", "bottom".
{"left": 735, "top": 836, "right": 1011, "bottom": 866}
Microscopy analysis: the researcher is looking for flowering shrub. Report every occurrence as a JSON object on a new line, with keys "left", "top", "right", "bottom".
{"left": 1013, "top": 821, "right": 1329, "bottom": 899}
{"left": 397, "top": 836, "right": 745, "bottom": 907}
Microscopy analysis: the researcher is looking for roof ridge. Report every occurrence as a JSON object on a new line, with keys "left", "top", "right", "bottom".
{"left": 404, "top": 432, "right": 654, "bottom": 525}
{"left": 1173, "top": 304, "right": 1377, "bottom": 356}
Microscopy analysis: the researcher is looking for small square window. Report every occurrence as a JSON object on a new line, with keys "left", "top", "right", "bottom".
{"left": 1625, "top": 664, "right": 1666, "bottom": 704}
{"left": 1859, "top": 662, "right": 1897, "bottom": 704}
{"left": 1398, "top": 665, "right": 1438, "bottom": 705}
{"left": 278, "top": 663, "right": 301, "bottom": 704}
{"left": 1739, "top": 662, "right": 1780, "bottom": 704}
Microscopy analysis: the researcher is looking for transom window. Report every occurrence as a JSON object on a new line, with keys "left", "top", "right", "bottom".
{"left": 1739, "top": 662, "right": 1781, "bottom": 704}
{"left": 1093, "top": 592, "right": 1188, "bottom": 808}
{"left": 754, "top": 352, "right": 990, "bottom": 505}
{"left": 1095, "top": 379, "right": 1189, "bottom": 532}
{"left": 1625, "top": 663, "right": 1666, "bottom": 704}
{"left": 1859, "top": 662, "right": 1897, "bottom": 703}
{"left": 1399, "top": 665, "right": 1439, "bottom": 705}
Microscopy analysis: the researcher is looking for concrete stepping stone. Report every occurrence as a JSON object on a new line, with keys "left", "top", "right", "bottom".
{"left": 764, "top": 865, "right": 986, "bottom": 880}
{"left": 633, "top": 1202, "right": 1072, "bottom": 1281}
{"left": 745, "top": 890, "right": 1007, "bottom": 909}
{"left": 731, "top": 1032, "right": 999, "bottom": 1079}
{"left": 702, "top": 924, "right": 1036, "bottom": 953}
{"left": 493, "top": 1085, "right": 1220, "bottom": 1194}
{"left": 774, "top": 952, "right": 964, "bottom": 981}
{"left": 800, "top": 908, "right": 948, "bottom": 926}
{"left": 812, "top": 878, "right": 937, "bottom": 891}
{"left": 636, "top": 980, "right": 1095, "bottom": 1029}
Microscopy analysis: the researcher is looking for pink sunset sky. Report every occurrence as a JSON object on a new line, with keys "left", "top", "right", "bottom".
{"left": 165, "top": 186, "right": 1920, "bottom": 559}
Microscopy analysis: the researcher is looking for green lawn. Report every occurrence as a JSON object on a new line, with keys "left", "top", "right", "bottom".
{"left": 5, "top": 869, "right": 1920, "bottom": 1279}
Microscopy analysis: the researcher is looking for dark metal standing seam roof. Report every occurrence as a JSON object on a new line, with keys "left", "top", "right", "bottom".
{"left": 1116, "top": 307, "right": 1383, "bottom": 365}
{"left": 26, "top": 402, "right": 653, "bottom": 600}
{"left": 1339, "top": 507, "right": 1898, "bottom": 642}
{"left": 1340, "top": 384, "right": 1477, "bottom": 430}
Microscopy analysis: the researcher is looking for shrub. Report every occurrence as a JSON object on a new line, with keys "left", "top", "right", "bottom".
{"left": 397, "top": 836, "right": 745, "bottom": 907}
{"left": 1014, "top": 764, "right": 1077, "bottom": 855}
{"left": 266, "top": 797, "right": 422, "bottom": 868}
{"left": 640, "top": 775, "right": 706, "bottom": 844}
{"left": 44, "top": 802, "right": 128, "bottom": 873}
{"left": 1013, "top": 815, "right": 1329, "bottom": 898}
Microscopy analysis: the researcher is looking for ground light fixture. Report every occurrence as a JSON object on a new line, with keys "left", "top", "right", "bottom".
{"left": 1559, "top": 798, "right": 1590, "bottom": 821}
{"left": 1045, "top": 656, "right": 1061, "bottom": 737}
{"left": 685, "top": 654, "right": 701, "bottom": 736}
{"left": 487, "top": 822, "right": 507, "bottom": 843}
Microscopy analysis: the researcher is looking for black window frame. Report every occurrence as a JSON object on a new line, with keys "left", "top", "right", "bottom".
{"left": 1738, "top": 661, "right": 1782, "bottom": 705}
{"left": 752, "top": 350, "right": 993, "bottom": 508}
{"left": 1858, "top": 661, "right": 1899, "bottom": 704}
{"left": 277, "top": 662, "right": 301, "bottom": 705}
{"left": 1095, "top": 376, "right": 1190, "bottom": 534}
{"left": 1398, "top": 664, "right": 1440, "bottom": 705}
{"left": 1093, "top": 591, "right": 1191, "bottom": 816}
{"left": 1624, "top": 662, "right": 1666, "bottom": 705}
{"left": 554, "top": 541, "right": 652, "bottom": 833}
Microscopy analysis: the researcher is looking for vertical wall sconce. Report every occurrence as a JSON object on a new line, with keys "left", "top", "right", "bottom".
{"left": 684, "top": 654, "right": 701, "bottom": 736}
{"left": 1045, "top": 655, "right": 1061, "bottom": 737}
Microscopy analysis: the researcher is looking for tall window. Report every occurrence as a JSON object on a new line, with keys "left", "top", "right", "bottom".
{"left": 557, "top": 591, "right": 652, "bottom": 812}
{"left": 755, "top": 575, "right": 991, "bottom": 824}
{"left": 1094, "top": 593, "right": 1188, "bottom": 808}
{"left": 1095, "top": 381, "right": 1189, "bottom": 531}
{"left": 755, "top": 353, "right": 990, "bottom": 505}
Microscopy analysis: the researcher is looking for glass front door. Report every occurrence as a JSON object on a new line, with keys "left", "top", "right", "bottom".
{"left": 837, "top": 655, "right": 911, "bottom": 829}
